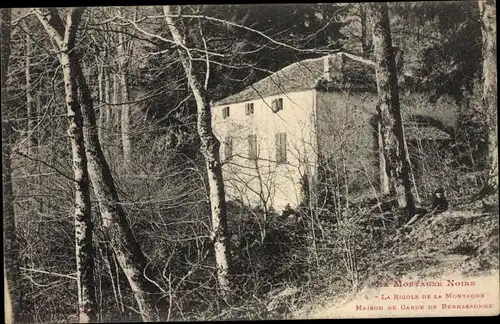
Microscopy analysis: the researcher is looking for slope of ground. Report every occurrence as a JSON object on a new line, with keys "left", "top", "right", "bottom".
{"left": 291, "top": 198, "right": 499, "bottom": 319}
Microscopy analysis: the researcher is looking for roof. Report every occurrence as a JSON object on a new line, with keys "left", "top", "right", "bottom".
{"left": 404, "top": 123, "right": 452, "bottom": 141}
{"left": 214, "top": 53, "right": 377, "bottom": 106}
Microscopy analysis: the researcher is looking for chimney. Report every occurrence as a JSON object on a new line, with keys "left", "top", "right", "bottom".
{"left": 334, "top": 53, "right": 344, "bottom": 75}
{"left": 323, "top": 56, "right": 331, "bottom": 82}
{"left": 323, "top": 54, "right": 344, "bottom": 82}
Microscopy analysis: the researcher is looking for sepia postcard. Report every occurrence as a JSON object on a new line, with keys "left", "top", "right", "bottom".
{"left": 2, "top": 2, "right": 499, "bottom": 323}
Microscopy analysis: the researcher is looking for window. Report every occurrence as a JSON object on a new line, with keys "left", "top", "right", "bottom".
{"left": 271, "top": 98, "right": 283, "bottom": 113}
{"left": 222, "top": 106, "right": 230, "bottom": 119}
{"left": 248, "top": 134, "right": 258, "bottom": 160}
{"left": 224, "top": 137, "right": 233, "bottom": 161}
{"left": 275, "top": 133, "right": 287, "bottom": 164}
{"left": 245, "top": 102, "right": 254, "bottom": 116}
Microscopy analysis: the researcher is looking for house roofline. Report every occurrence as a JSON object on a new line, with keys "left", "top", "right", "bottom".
{"left": 213, "top": 51, "right": 415, "bottom": 107}
{"left": 213, "top": 54, "right": 329, "bottom": 107}
{"left": 213, "top": 87, "right": 318, "bottom": 108}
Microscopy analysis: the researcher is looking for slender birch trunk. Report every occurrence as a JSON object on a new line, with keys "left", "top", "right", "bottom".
{"left": 117, "top": 8, "right": 132, "bottom": 167}
{"left": 103, "top": 19, "right": 112, "bottom": 130}
{"left": 98, "top": 62, "right": 104, "bottom": 143}
{"left": 112, "top": 72, "right": 120, "bottom": 134}
{"left": 2, "top": 8, "right": 21, "bottom": 324}
{"left": 60, "top": 50, "right": 97, "bottom": 324}
{"left": 164, "top": 5, "right": 232, "bottom": 295}
{"left": 73, "top": 54, "right": 159, "bottom": 322}
{"left": 119, "top": 69, "right": 131, "bottom": 166}
{"left": 25, "top": 32, "right": 37, "bottom": 150}
{"left": 34, "top": 8, "right": 97, "bottom": 322}
{"left": 37, "top": 8, "right": 158, "bottom": 321}
{"left": 104, "top": 67, "right": 111, "bottom": 127}
{"left": 4, "top": 267, "right": 13, "bottom": 324}
{"left": 369, "top": 3, "right": 416, "bottom": 217}
{"left": 479, "top": 0, "right": 498, "bottom": 193}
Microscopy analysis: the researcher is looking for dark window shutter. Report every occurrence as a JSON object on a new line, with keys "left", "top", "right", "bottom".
{"left": 271, "top": 99, "right": 278, "bottom": 113}
{"left": 223, "top": 106, "right": 230, "bottom": 118}
{"left": 276, "top": 133, "right": 287, "bottom": 163}
{"left": 225, "top": 137, "right": 233, "bottom": 160}
{"left": 271, "top": 98, "right": 283, "bottom": 113}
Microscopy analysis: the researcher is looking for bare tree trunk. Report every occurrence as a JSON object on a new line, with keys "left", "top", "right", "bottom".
{"left": 117, "top": 9, "right": 132, "bottom": 167}
{"left": 164, "top": 5, "right": 232, "bottom": 296}
{"left": 99, "top": 243, "right": 124, "bottom": 314}
{"left": 112, "top": 71, "right": 120, "bottom": 134}
{"left": 39, "top": 7, "right": 159, "bottom": 318}
{"left": 73, "top": 54, "right": 159, "bottom": 322}
{"left": 4, "top": 266, "right": 13, "bottom": 324}
{"left": 98, "top": 62, "right": 104, "bottom": 143}
{"left": 378, "top": 121, "right": 390, "bottom": 195}
{"left": 36, "top": 86, "right": 42, "bottom": 146}
{"left": 369, "top": 3, "right": 416, "bottom": 218}
{"left": 25, "top": 32, "right": 37, "bottom": 150}
{"left": 359, "top": 4, "right": 373, "bottom": 57}
{"left": 60, "top": 51, "right": 97, "bottom": 324}
{"left": 119, "top": 71, "right": 131, "bottom": 166}
{"left": 479, "top": 0, "right": 498, "bottom": 193}
{"left": 2, "top": 8, "right": 21, "bottom": 323}
{"left": 104, "top": 67, "right": 111, "bottom": 128}
{"left": 34, "top": 8, "right": 97, "bottom": 323}
{"left": 366, "top": 3, "right": 388, "bottom": 196}
{"left": 394, "top": 46, "right": 420, "bottom": 203}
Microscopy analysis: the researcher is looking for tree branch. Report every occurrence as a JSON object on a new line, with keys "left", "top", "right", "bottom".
{"left": 33, "top": 8, "right": 64, "bottom": 49}
{"left": 13, "top": 150, "right": 76, "bottom": 183}
{"left": 167, "top": 13, "right": 343, "bottom": 54}
{"left": 20, "top": 267, "right": 77, "bottom": 280}
{"left": 63, "top": 7, "right": 86, "bottom": 50}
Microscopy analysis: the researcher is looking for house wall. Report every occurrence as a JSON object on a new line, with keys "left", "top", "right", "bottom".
{"left": 315, "top": 90, "right": 380, "bottom": 197}
{"left": 315, "top": 90, "right": 460, "bottom": 198}
{"left": 211, "top": 84, "right": 460, "bottom": 210}
{"left": 212, "top": 90, "right": 317, "bottom": 212}
{"left": 399, "top": 92, "right": 460, "bottom": 128}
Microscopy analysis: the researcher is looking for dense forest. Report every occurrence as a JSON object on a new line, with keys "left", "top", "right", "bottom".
{"left": 1, "top": 2, "right": 498, "bottom": 323}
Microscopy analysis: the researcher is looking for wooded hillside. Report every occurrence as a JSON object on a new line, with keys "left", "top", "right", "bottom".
{"left": 1, "top": 3, "right": 497, "bottom": 322}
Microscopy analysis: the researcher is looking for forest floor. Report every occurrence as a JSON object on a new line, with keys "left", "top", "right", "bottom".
{"left": 290, "top": 196, "right": 499, "bottom": 319}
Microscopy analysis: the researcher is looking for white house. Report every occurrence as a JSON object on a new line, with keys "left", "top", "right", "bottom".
{"left": 212, "top": 53, "right": 457, "bottom": 212}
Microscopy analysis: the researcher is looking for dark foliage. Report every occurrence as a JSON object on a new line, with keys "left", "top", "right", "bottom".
{"left": 392, "top": 1, "right": 482, "bottom": 104}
